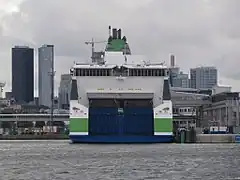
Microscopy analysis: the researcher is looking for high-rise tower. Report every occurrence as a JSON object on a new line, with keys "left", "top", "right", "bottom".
{"left": 38, "top": 44, "right": 54, "bottom": 107}
{"left": 190, "top": 66, "right": 218, "bottom": 89}
{"left": 12, "top": 46, "right": 34, "bottom": 103}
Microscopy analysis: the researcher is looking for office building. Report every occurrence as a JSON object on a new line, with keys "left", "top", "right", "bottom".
{"left": 92, "top": 51, "right": 104, "bottom": 64}
{"left": 190, "top": 67, "right": 218, "bottom": 89}
{"left": 58, "top": 74, "right": 71, "bottom": 109}
{"left": 169, "top": 54, "right": 189, "bottom": 88}
{"left": 212, "top": 85, "right": 231, "bottom": 95}
{"left": 169, "top": 55, "right": 179, "bottom": 86}
{"left": 38, "top": 44, "right": 54, "bottom": 108}
{"left": 202, "top": 92, "right": 239, "bottom": 132}
{"left": 12, "top": 46, "right": 34, "bottom": 103}
{"left": 171, "top": 87, "right": 210, "bottom": 129}
{"left": 172, "top": 72, "right": 189, "bottom": 88}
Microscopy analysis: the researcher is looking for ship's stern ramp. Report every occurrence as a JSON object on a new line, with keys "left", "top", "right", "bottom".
{"left": 87, "top": 91, "right": 155, "bottom": 139}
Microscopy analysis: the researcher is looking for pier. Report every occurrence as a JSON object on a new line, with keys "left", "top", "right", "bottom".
{"left": 0, "top": 113, "right": 70, "bottom": 136}
{"left": 0, "top": 113, "right": 69, "bottom": 122}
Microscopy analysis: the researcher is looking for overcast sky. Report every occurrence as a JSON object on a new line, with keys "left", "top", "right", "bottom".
{"left": 0, "top": 0, "right": 240, "bottom": 96}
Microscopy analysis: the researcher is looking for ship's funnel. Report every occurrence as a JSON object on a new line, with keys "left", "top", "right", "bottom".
{"left": 112, "top": 28, "right": 117, "bottom": 39}
{"left": 118, "top": 29, "right": 122, "bottom": 39}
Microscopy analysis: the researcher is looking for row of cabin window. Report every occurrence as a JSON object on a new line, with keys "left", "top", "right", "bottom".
{"left": 75, "top": 69, "right": 168, "bottom": 76}
{"left": 173, "top": 108, "right": 196, "bottom": 114}
{"left": 75, "top": 69, "right": 111, "bottom": 76}
{"left": 128, "top": 69, "right": 167, "bottom": 76}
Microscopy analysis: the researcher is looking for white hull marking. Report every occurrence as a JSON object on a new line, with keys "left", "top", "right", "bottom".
{"left": 154, "top": 132, "right": 173, "bottom": 136}
{"left": 69, "top": 132, "right": 88, "bottom": 135}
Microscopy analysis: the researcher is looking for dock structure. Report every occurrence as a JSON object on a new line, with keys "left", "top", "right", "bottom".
{"left": 0, "top": 113, "right": 70, "bottom": 135}
{"left": 0, "top": 113, "right": 69, "bottom": 122}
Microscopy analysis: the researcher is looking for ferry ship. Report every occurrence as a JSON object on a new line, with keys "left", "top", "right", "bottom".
{"left": 69, "top": 27, "right": 173, "bottom": 143}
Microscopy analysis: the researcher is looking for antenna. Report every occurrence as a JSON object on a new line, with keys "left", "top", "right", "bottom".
{"left": 48, "top": 68, "right": 56, "bottom": 133}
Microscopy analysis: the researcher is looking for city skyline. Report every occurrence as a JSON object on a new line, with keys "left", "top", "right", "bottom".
{"left": 2, "top": 44, "right": 232, "bottom": 98}
{"left": 8, "top": 44, "right": 222, "bottom": 99}
{"left": 1, "top": 1, "right": 240, "bottom": 93}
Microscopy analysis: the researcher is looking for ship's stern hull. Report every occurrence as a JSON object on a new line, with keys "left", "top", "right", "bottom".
{"left": 69, "top": 134, "right": 173, "bottom": 143}
{"left": 69, "top": 100, "right": 173, "bottom": 144}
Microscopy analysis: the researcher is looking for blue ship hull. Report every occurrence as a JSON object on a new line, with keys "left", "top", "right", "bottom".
{"left": 69, "top": 135, "right": 173, "bottom": 144}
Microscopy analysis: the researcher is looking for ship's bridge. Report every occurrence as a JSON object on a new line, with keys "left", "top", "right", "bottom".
{"left": 72, "top": 60, "right": 169, "bottom": 77}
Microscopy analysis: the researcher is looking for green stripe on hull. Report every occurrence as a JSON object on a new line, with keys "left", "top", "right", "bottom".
{"left": 154, "top": 118, "right": 173, "bottom": 133}
{"left": 70, "top": 118, "right": 88, "bottom": 132}
{"left": 69, "top": 118, "right": 172, "bottom": 134}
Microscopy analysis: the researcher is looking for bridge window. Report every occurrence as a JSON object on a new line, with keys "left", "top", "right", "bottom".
{"left": 75, "top": 67, "right": 167, "bottom": 77}
{"left": 75, "top": 68, "right": 111, "bottom": 76}
{"left": 129, "top": 69, "right": 166, "bottom": 76}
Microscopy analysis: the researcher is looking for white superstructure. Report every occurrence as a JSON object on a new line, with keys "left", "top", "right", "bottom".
{"left": 72, "top": 53, "right": 169, "bottom": 108}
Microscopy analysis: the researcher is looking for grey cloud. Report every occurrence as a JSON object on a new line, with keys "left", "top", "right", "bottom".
{"left": 211, "top": 0, "right": 240, "bottom": 39}
{"left": 1, "top": 0, "right": 240, "bottom": 88}
{"left": 2, "top": 0, "right": 217, "bottom": 58}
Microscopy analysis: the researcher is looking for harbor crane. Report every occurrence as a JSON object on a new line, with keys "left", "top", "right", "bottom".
{"left": 85, "top": 38, "right": 107, "bottom": 62}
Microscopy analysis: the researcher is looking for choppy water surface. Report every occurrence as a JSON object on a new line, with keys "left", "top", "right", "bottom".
{"left": 0, "top": 141, "right": 239, "bottom": 180}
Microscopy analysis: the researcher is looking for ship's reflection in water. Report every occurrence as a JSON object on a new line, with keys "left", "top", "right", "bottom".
{"left": 0, "top": 141, "right": 239, "bottom": 179}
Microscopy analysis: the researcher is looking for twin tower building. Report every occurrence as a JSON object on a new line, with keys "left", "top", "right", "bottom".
{"left": 12, "top": 45, "right": 54, "bottom": 107}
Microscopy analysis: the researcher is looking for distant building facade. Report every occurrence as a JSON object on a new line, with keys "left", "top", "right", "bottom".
{"left": 38, "top": 44, "right": 54, "bottom": 107}
{"left": 201, "top": 92, "right": 240, "bottom": 133}
{"left": 12, "top": 46, "right": 34, "bottom": 103}
{"left": 190, "top": 66, "right": 218, "bottom": 89}
{"left": 212, "top": 85, "right": 231, "bottom": 95}
{"left": 58, "top": 74, "right": 71, "bottom": 109}
{"left": 92, "top": 51, "right": 104, "bottom": 64}
{"left": 171, "top": 87, "right": 210, "bottom": 129}
{"left": 172, "top": 72, "right": 189, "bottom": 88}
{"left": 169, "top": 55, "right": 189, "bottom": 88}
